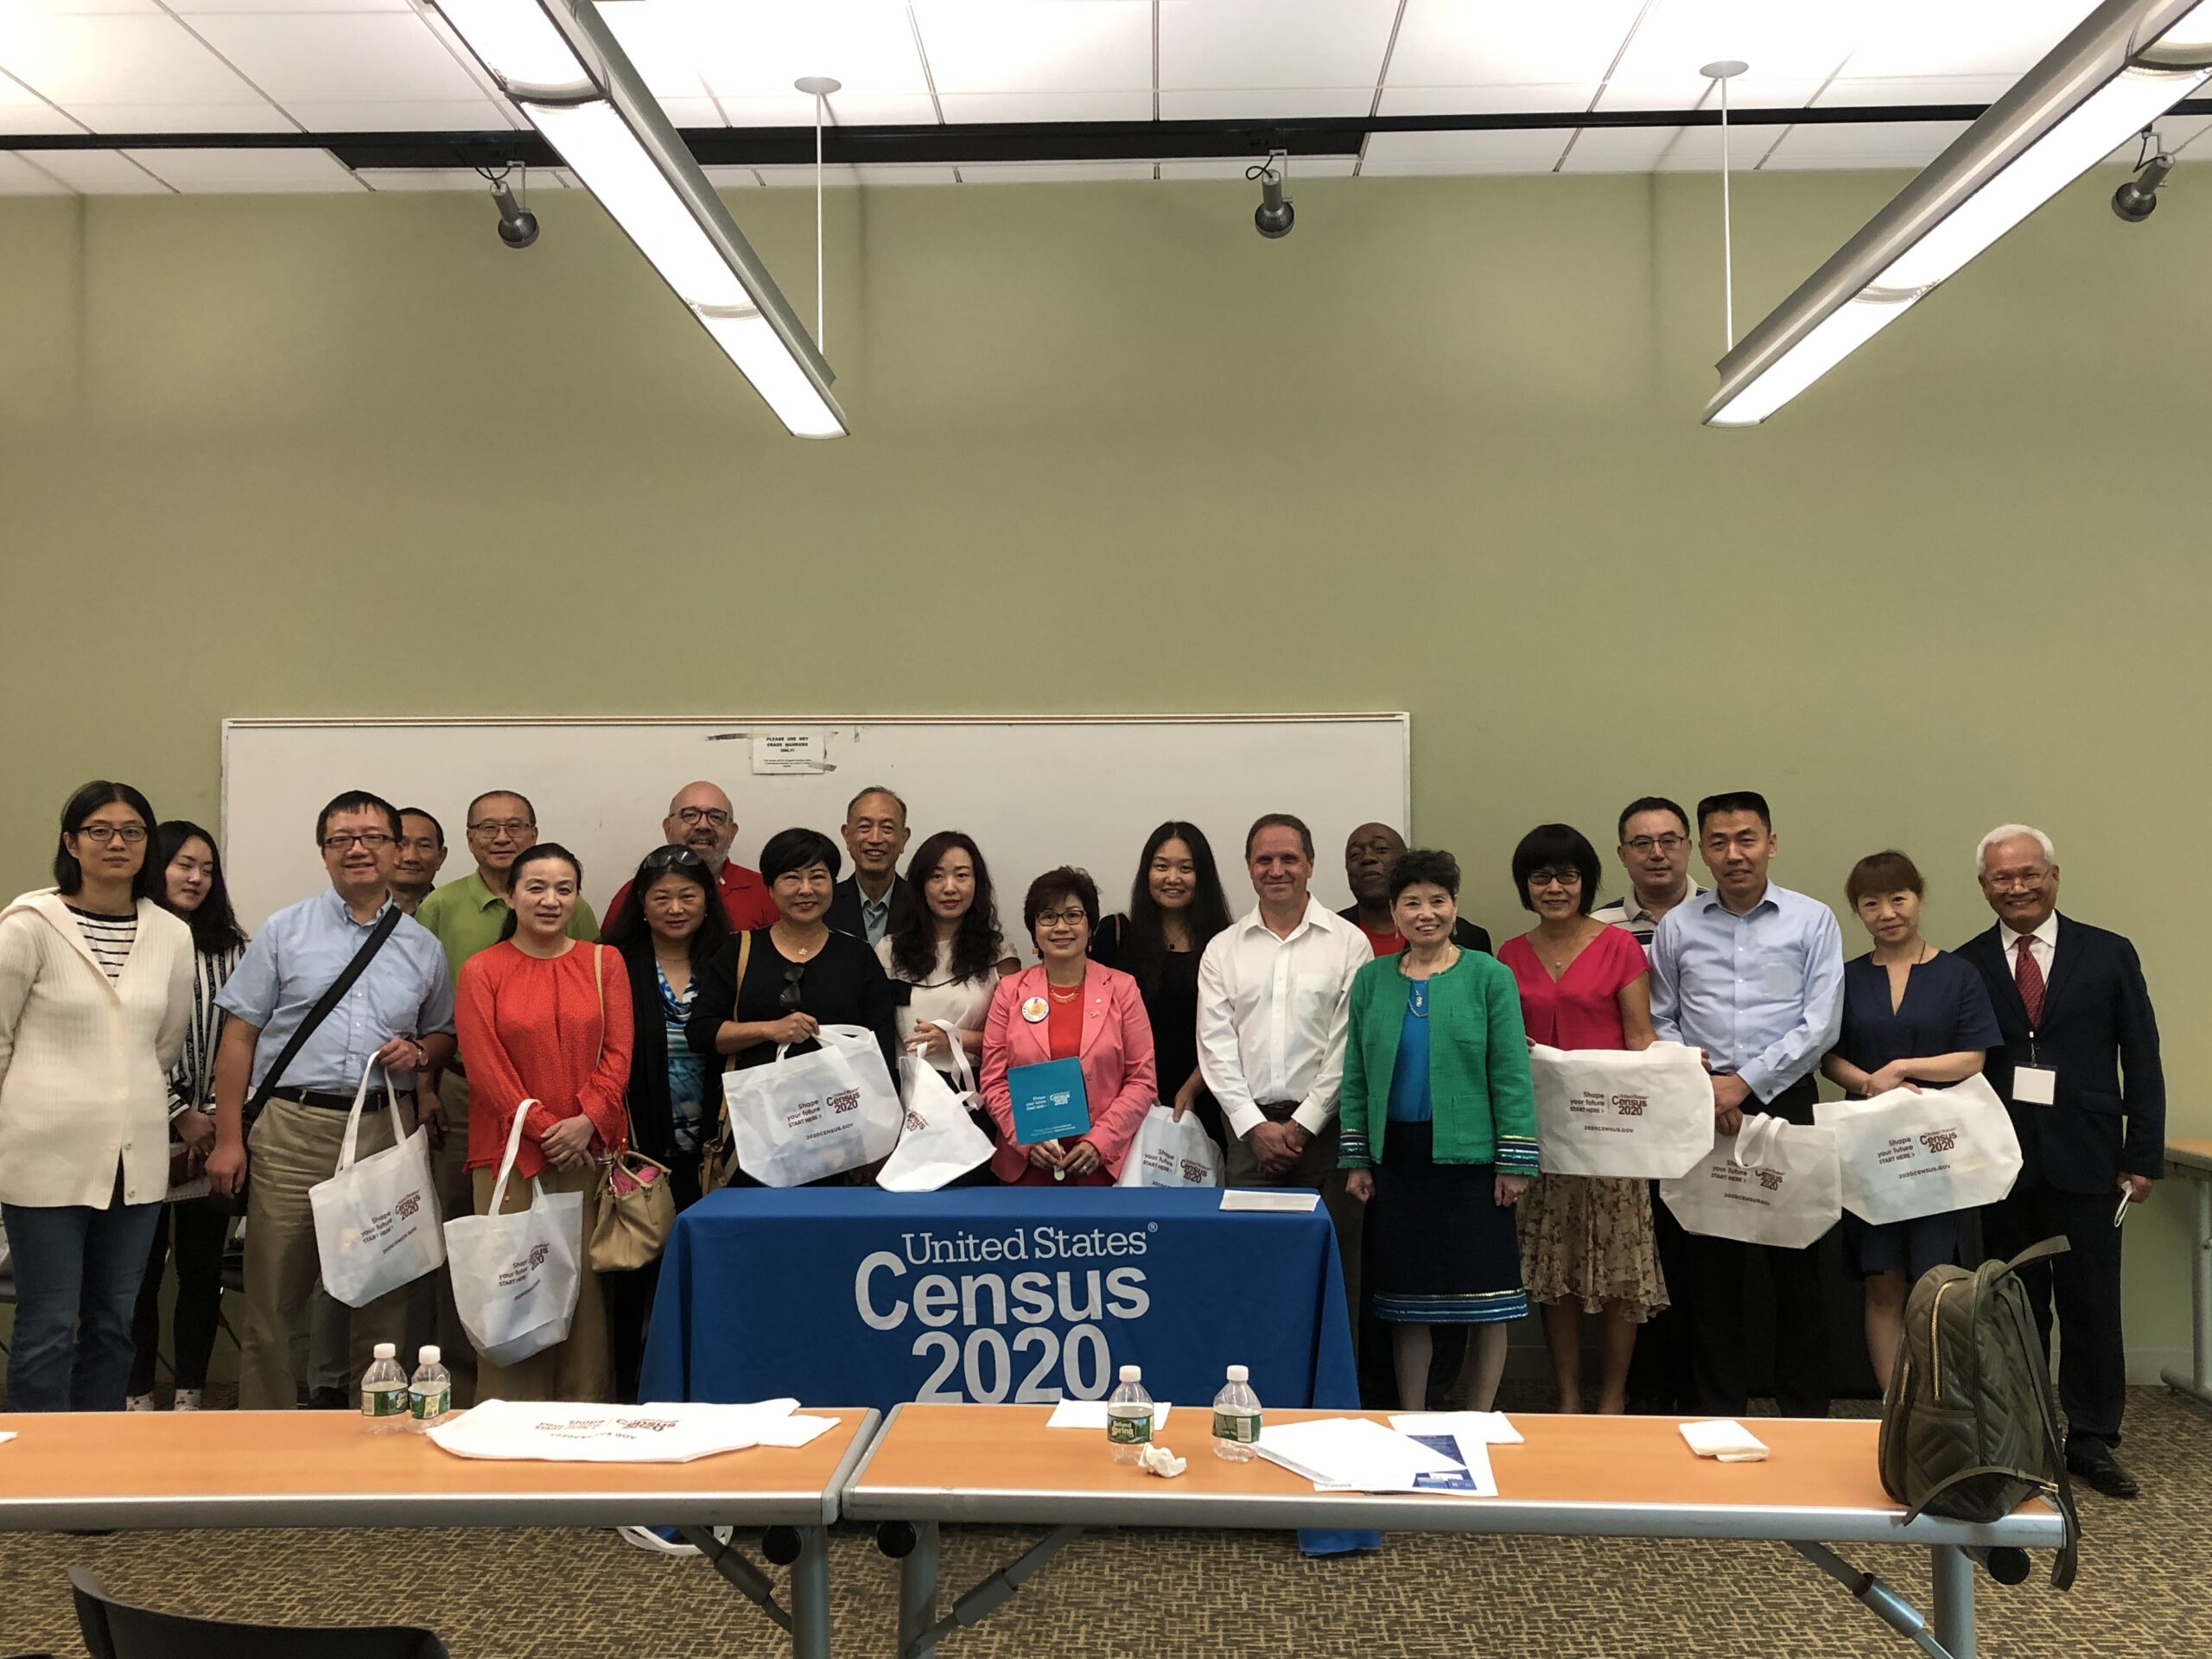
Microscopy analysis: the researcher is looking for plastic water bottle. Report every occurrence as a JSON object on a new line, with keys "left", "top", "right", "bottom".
{"left": 1211, "top": 1364, "right": 1262, "bottom": 1461}
{"left": 360, "top": 1342, "right": 408, "bottom": 1433}
{"left": 408, "top": 1345, "right": 453, "bottom": 1431}
{"left": 1106, "top": 1364, "right": 1154, "bottom": 1463}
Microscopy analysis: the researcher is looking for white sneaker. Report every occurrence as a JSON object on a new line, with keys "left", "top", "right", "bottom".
{"left": 172, "top": 1389, "right": 204, "bottom": 1412}
{"left": 617, "top": 1525, "right": 701, "bottom": 1556}
{"left": 125, "top": 1393, "right": 161, "bottom": 1412}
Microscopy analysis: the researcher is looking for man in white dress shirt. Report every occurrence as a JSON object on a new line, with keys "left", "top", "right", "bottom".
{"left": 1198, "top": 813, "right": 1372, "bottom": 1319}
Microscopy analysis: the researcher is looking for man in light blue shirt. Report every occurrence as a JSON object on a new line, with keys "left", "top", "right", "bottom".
{"left": 1650, "top": 790, "right": 1843, "bottom": 1418}
{"left": 207, "top": 790, "right": 454, "bottom": 1410}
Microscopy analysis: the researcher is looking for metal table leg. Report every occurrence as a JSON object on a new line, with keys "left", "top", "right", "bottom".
{"left": 790, "top": 1525, "right": 832, "bottom": 1659}
{"left": 2160, "top": 1174, "right": 2212, "bottom": 1408}
{"left": 1930, "top": 1545, "right": 1975, "bottom": 1659}
{"left": 898, "top": 1522, "right": 941, "bottom": 1659}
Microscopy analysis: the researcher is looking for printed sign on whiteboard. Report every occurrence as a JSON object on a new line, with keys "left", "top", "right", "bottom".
{"left": 751, "top": 731, "right": 830, "bottom": 775}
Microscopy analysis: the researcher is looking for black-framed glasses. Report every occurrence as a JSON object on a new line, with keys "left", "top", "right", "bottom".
{"left": 677, "top": 806, "right": 732, "bottom": 827}
{"left": 778, "top": 963, "right": 807, "bottom": 1010}
{"left": 75, "top": 823, "right": 148, "bottom": 845}
{"left": 321, "top": 832, "right": 395, "bottom": 851}
{"left": 1624, "top": 834, "right": 1688, "bottom": 855}
{"left": 644, "top": 846, "right": 709, "bottom": 873}
{"left": 467, "top": 818, "right": 534, "bottom": 839}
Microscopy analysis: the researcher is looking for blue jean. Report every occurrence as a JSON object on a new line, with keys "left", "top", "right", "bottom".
{"left": 4, "top": 1168, "right": 165, "bottom": 1412}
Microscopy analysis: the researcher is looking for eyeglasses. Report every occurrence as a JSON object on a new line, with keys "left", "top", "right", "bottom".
{"left": 644, "top": 846, "right": 709, "bottom": 872}
{"left": 467, "top": 819, "right": 534, "bottom": 838}
{"left": 75, "top": 823, "right": 148, "bottom": 845}
{"left": 676, "top": 806, "right": 732, "bottom": 827}
{"left": 321, "top": 832, "right": 395, "bottom": 851}
{"left": 1624, "top": 835, "right": 1687, "bottom": 855}
{"left": 1985, "top": 872, "right": 2050, "bottom": 892}
{"left": 1531, "top": 868, "right": 1584, "bottom": 889}
{"left": 778, "top": 963, "right": 807, "bottom": 1010}
{"left": 1033, "top": 906, "right": 1090, "bottom": 929}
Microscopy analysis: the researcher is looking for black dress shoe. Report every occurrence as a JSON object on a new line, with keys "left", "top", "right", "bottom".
{"left": 2066, "top": 1447, "right": 2139, "bottom": 1498}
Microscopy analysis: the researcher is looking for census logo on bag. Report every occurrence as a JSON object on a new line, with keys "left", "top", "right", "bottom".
{"left": 1612, "top": 1093, "right": 1647, "bottom": 1117}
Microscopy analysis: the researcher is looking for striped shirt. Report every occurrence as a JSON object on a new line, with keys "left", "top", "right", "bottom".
{"left": 171, "top": 941, "right": 246, "bottom": 1112}
{"left": 67, "top": 906, "right": 138, "bottom": 981}
{"left": 1591, "top": 886, "right": 1707, "bottom": 951}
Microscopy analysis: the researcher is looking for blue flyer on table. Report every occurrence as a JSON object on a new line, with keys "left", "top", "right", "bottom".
{"left": 1008, "top": 1058, "right": 1090, "bottom": 1145}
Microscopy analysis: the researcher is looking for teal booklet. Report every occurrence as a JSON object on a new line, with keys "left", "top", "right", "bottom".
{"left": 1007, "top": 1058, "right": 1091, "bottom": 1145}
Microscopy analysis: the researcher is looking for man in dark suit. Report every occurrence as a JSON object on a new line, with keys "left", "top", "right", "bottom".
{"left": 824, "top": 784, "right": 917, "bottom": 944}
{"left": 1338, "top": 822, "right": 1492, "bottom": 957}
{"left": 1959, "top": 823, "right": 2164, "bottom": 1498}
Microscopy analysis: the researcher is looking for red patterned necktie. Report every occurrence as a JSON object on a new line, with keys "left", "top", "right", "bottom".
{"left": 2014, "top": 936, "right": 2046, "bottom": 1028}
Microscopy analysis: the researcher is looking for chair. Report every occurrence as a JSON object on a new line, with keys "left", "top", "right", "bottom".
{"left": 69, "top": 1568, "right": 449, "bottom": 1659}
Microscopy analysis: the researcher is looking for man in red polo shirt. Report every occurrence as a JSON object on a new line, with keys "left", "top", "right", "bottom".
{"left": 605, "top": 781, "right": 779, "bottom": 932}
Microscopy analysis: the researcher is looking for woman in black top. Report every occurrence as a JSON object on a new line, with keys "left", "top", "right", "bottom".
{"left": 687, "top": 830, "right": 900, "bottom": 1183}
{"left": 1090, "top": 821, "right": 1233, "bottom": 1150}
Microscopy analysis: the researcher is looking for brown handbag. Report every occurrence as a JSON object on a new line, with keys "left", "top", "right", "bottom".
{"left": 586, "top": 944, "right": 675, "bottom": 1272}
{"left": 698, "top": 930, "right": 752, "bottom": 1193}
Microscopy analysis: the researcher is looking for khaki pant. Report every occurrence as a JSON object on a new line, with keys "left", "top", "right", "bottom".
{"left": 469, "top": 1160, "right": 610, "bottom": 1402}
{"left": 1225, "top": 1104, "right": 1361, "bottom": 1357}
{"left": 240, "top": 1094, "right": 418, "bottom": 1410}
{"left": 405, "top": 1069, "right": 480, "bottom": 1405}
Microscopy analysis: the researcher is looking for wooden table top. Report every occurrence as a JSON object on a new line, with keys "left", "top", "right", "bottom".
{"left": 2166, "top": 1138, "right": 2212, "bottom": 1174}
{"left": 0, "top": 1407, "right": 874, "bottom": 1532}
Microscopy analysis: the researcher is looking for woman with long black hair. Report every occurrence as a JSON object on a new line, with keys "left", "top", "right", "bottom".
{"left": 877, "top": 830, "right": 1019, "bottom": 1077}
{"left": 1090, "top": 821, "right": 1234, "bottom": 1148}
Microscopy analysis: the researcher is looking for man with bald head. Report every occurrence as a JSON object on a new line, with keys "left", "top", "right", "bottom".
{"left": 605, "top": 781, "right": 778, "bottom": 933}
{"left": 1338, "top": 822, "right": 1491, "bottom": 957}
{"left": 1959, "top": 823, "right": 2164, "bottom": 1498}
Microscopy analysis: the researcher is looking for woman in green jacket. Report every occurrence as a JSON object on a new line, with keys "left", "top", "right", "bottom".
{"left": 1342, "top": 848, "right": 1539, "bottom": 1412}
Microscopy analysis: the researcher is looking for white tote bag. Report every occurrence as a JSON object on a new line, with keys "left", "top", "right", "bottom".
{"left": 1529, "top": 1041, "right": 1716, "bottom": 1179}
{"left": 1660, "top": 1112, "right": 1842, "bottom": 1249}
{"left": 1116, "top": 1103, "right": 1225, "bottom": 1189}
{"left": 727, "top": 1024, "right": 903, "bottom": 1188}
{"left": 308, "top": 1060, "right": 445, "bottom": 1309}
{"left": 442, "top": 1096, "right": 582, "bottom": 1369}
{"left": 1813, "top": 1073, "right": 2023, "bottom": 1226}
{"left": 879, "top": 1022, "right": 996, "bottom": 1192}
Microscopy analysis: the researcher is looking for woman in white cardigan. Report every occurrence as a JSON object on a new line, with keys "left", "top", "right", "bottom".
{"left": 0, "top": 781, "right": 194, "bottom": 1412}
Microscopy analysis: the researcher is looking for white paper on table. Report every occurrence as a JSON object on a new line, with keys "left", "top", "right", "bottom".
{"left": 1219, "top": 1190, "right": 1320, "bottom": 1213}
{"left": 428, "top": 1398, "right": 815, "bottom": 1463}
{"left": 1389, "top": 1411, "right": 1523, "bottom": 1446}
{"left": 0, "top": 1431, "right": 15, "bottom": 1446}
{"left": 1046, "top": 1399, "right": 1172, "bottom": 1433}
{"left": 1255, "top": 1416, "right": 1470, "bottom": 1493}
{"left": 1679, "top": 1419, "right": 1770, "bottom": 1462}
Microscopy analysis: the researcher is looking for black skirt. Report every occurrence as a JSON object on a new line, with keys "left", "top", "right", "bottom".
{"left": 1368, "top": 1120, "right": 1528, "bottom": 1325}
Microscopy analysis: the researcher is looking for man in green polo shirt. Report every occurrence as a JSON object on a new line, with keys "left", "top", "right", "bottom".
{"left": 411, "top": 787, "right": 598, "bottom": 1401}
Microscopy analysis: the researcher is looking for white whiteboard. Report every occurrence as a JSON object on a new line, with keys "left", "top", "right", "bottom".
{"left": 220, "top": 715, "right": 1411, "bottom": 940}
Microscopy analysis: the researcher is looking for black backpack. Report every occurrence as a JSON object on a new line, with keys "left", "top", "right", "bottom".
{"left": 1878, "top": 1236, "right": 2080, "bottom": 1590}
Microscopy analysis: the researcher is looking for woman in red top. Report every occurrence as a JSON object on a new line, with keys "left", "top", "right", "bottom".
{"left": 454, "top": 843, "right": 632, "bottom": 1402}
{"left": 981, "top": 868, "right": 1156, "bottom": 1186}
{"left": 1495, "top": 824, "right": 1665, "bottom": 1415}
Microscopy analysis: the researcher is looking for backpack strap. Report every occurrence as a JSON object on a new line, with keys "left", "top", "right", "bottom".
{"left": 2003, "top": 1235, "right": 2072, "bottom": 1274}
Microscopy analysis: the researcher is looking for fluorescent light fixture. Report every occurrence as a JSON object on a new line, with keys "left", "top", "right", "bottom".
{"left": 1708, "top": 0, "right": 2212, "bottom": 427}
{"left": 430, "top": 0, "right": 846, "bottom": 439}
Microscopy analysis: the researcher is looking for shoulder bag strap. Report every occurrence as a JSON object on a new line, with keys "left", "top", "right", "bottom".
{"left": 245, "top": 905, "right": 404, "bottom": 1122}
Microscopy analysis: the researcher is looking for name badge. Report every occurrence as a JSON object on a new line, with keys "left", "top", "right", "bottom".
{"left": 2013, "top": 1065, "right": 2057, "bottom": 1107}
{"left": 1020, "top": 996, "right": 1049, "bottom": 1025}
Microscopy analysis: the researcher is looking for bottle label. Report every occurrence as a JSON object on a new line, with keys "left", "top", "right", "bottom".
{"left": 411, "top": 1386, "right": 451, "bottom": 1421}
{"left": 1107, "top": 1411, "right": 1154, "bottom": 1445}
{"left": 364, "top": 1385, "right": 407, "bottom": 1418}
{"left": 1213, "top": 1410, "right": 1261, "bottom": 1444}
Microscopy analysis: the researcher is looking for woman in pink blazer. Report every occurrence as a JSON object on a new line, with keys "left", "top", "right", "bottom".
{"left": 982, "top": 868, "right": 1158, "bottom": 1185}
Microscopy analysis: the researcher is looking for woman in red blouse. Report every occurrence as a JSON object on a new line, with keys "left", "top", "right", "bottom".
{"left": 1496, "top": 824, "right": 1665, "bottom": 1415}
{"left": 454, "top": 843, "right": 632, "bottom": 1402}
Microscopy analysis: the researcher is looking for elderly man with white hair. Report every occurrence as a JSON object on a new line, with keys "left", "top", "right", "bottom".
{"left": 1957, "top": 823, "right": 2164, "bottom": 1499}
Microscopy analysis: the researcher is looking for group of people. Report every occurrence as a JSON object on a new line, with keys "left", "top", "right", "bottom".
{"left": 0, "top": 777, "right": 2163, "bottom": 1499}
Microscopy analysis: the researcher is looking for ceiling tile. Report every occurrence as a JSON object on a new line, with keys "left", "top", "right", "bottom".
{"left": 2162, "top": 114, "right": 2212, "bottom": 157}
{"left": 1360, "top": 127, "right": 1572, "bottom": 175}
{"left": 1378, "top": 82, "right": 1603, "bottom": 117}
{"left": 284, "top": 98, "right": 508, "bottom": 131}
{"left": 1157, "top": 156, "right": 1357, "bottom": 180}
{"left": 354, "top": 166, "right": 500, "bottom": 191}
{"left": 712, "top": 91, "right": 940, "bottom": 127}
{"left": 0, "top": 67, "right": 82, "bottom": 131}
{"left": 1386, "top": 0, "right": 1645, "bottom": 99}
{"left": 1594, "top": 1, "right": 1856, "bottom": 111}
{"left": 186, "top": 12, "right": 487, "bottom": 104}
{"left": 0, "top": 150, "right": 70, "bottom": 193}
{"left": 1843, "top": 1, "right": 2101, "bottom": 79}
{"left": 68, "top": 101, "right": 296, "bottom": 131}
{"left": 1654, "top": 120, "right": 1786, "bottom": 170}
{"left": 1816, "top": 74, "right": 2020, "bottom": 108}
{"left": 7, "top": 2, "right": 164, "bottom": 15}
{"left": 855, "top": 162, "right": 960, "bottom": 186}
{"left": 1557, "top": 124, "right": 1686, "bottom": 174}
{"left": 27, "top": 146, "right": 168, "bottom": 191}
{"left": 957, "top": 160, "right": 1157, "bottom": 183}
{"left": 652, "top": 95, "right": 724, "bottom": 127}
{"left": 677, "top": 0, "right": 929, "bottom": 100}
{"left": 125, "top": 143, "right": 364, "bottom": 190}
{"left": 1759, "top": 118, "right": 1974, "bottom": 170}
{"left": 1157, "top": 0, "right": 1398, "bottom": 92}
{"left": 912, "top": 0, "right": 1151, "bottom": 93}
{"left": 935, "top": 89, "right": 1151, "bottom": 124}
{"left": 1156, "top": 86, "right": 1375, "bottom": 119}
{"left": 595, "top": 0, "right": 715, "bottom": 104}
{"left": 0, "top": 12, "right": 270, "bottom": 107}
{"left": 167, "top": 2, "right": 415, "bottom": 11}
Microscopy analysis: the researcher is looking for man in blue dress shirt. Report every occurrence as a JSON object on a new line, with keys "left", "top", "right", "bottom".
{"left": 1650, "top": 791, "right": 1845, "bottom": 1417}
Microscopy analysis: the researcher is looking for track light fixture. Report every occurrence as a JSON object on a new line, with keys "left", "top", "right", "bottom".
{"left": 1250, "top": 151, "right": 1294, "bottom": 239}
{"left": 486, "top": 172, "right": 539, "bottom": 249}
{"left": 2113, "top": 144, "right": 2175, "bottom": 219}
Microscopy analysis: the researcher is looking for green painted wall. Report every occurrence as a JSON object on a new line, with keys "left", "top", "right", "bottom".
{"left": 1, "top": 168, "right": 2202, "bottom": 1375}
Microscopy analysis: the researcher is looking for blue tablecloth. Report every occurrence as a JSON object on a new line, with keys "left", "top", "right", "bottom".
{"left": 639, "top": 1187, "right": 1359, "bottom": 1415}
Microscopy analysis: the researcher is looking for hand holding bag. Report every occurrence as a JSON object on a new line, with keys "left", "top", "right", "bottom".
{"left": 587, "top": 944, "right": 676, "bottom": 1271}
{"left": 1659, "top": 1110, "right": 1842, "bottom": 1249}
{"left": 878, "top": 1020, "right": 995, "bottom": 1192}
{"left": 1529, "top": 1041, "right": 1716, "bottom": 1179}
{"left": 725, "top": 1024, "right": 904, "bottom": 1188}
{"left": 442, "top": 1094, "right": 584, "bottom": 1368}
{"left": 1115, "top": 1103, "right": 1225, "bottom": 1189}
{"left": 1813, "top": 1072, "right": 2023, "bottom": 1226}
{"left": 308, "top": 1059, "right": 445, "bottom": 1309}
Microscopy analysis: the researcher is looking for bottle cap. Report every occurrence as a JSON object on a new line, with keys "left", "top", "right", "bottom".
{"left": 420, "top": 1346, "right": 441, "bottom": 1364}
{"left": 1226, "top": 1364, "right": 1249, "bottom": 1382}
{"left": 372, "top": 1343, "right": 396, "bottom": 1359}
{"left": 1119, "top": 1364, "right": 1141, "bottom": 1382}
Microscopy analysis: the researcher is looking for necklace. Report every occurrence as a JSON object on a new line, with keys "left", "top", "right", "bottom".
{"left": 1536, "top": 925, "right": 1590, "bottom": 976}
{"left": 1407, "top": 978, "right": 1430, "bottom": 1020}
{"left": 1048, "top": 985, "right": 1080, "bottom": 1003}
